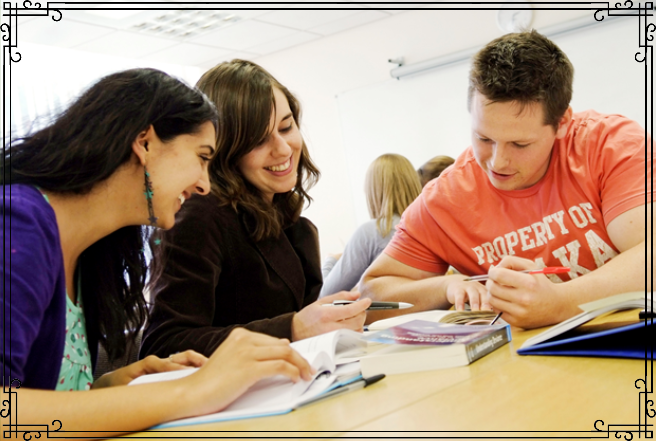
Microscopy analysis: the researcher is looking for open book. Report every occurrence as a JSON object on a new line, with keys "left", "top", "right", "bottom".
{"left": 518, "top": 291, "right": 651, "bottom": 358}
{"left": 129, "top": 329, "right": 367, "bottom": 428}
{"left": 367, "top": 309, "right": 501, "bottom": 331}
{"left": 360, "top": 320, "right": 511, "bottom": 376}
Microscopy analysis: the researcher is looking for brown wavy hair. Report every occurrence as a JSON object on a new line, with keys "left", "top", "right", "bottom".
{"left": 196, "top": 60, "right": 320, "bottom": 242}
{"left": 417, "top": 155, "right": 455, "bottom": 187}
{"left": 468, "top": 30, "right": 574, "bottom": 130}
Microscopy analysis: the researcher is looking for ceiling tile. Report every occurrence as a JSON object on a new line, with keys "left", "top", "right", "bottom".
{"left": 247, "top": 31, "right": 320, "bottom": 55}
{"left": 57, "top": 1, "right": 174, "bottom": 28}
{"left": 189, "top": 20, "right": 297, "bottom": 50}
{"left": 255, "top": 10, "right": 361, "bottom": 31}
{"left": 309, "top": 10, "right": 389, "bottom": 35}
{"left": 73, "top": 30, "right": 177, "bottom": 58}
{"left": 17, "top": 17, "right": 115, "bottom": 48}
{"left": 144, "top": 43, "right": 232, "bottom": 66}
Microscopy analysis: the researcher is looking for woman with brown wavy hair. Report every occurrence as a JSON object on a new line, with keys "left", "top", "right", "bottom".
{"left": 140, "top": 60, "right": 370, "bottom": 359}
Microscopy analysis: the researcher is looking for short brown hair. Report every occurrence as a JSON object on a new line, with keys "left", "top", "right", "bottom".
{"left": 417, "top": 155, "right": 455, "bottom": 187}
{"left": 468, "top": 30, "right": 574, "bottom": 130}
{"left": 196, "top": 60, "right": 320, "bottom": 241}
{"left": 365, "top": 154, "right": 422, "bottom": 237}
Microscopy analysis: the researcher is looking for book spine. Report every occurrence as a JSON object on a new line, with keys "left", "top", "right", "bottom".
{"left": 464, "top": 326, "right": 511, "bottom": 362}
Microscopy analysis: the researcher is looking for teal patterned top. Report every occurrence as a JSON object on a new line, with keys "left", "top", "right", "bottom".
{"left": 37, "top": 187, "right": 94, "bottom": 391}
{"left": 55, "top": 285, "right": 93, "bottom": 391}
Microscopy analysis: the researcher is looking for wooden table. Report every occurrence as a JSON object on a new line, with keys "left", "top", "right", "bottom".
{"left": 128, "top": 309, "right": 651, "bottom": 439}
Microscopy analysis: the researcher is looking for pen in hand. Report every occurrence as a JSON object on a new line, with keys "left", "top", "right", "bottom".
{"left": 463, "top": 266, "right": 570, "bottom": 282}
{"left": 322, "top": 300, "right": 414, "bottom": 310}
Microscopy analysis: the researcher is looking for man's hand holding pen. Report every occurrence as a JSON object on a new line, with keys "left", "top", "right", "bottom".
{"left": 484, "top": 256, "right": 578, "bottom": 329}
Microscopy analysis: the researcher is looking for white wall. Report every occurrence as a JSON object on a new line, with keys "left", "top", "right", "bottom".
{"left": 254, "top": 8, "right": 630, "bottom": 257}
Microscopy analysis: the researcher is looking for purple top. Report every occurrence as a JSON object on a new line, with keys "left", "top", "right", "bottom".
{"left": 2, "top": 184, "right": 66, "bottom": 389}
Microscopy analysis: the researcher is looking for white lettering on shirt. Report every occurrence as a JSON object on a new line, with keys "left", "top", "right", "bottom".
{"left": 518, "top": 226, "right": 536, "bottom": 251}
{"left": 504, "top": 231, "right": 519, "bottom": 255}
{"left": 542, "top": 216, "right": 556, "bottom": 240}
{"left": 585, "top": 230, "right": 618, "bottom": 267}
{"left": 472, "top": 246, "right": 486, "bottom": 265}
{"left": 552, "top": 240, "right": 591, "bottom": 278}
{"left": 531, "top": 221, "right": 548, "bottom": 247}
{"left": 493, "top": 236, "right": 508, "bottom": 259}
{"left": 482, "top": 242, "right": 499, "bottom": 263}
{"left": 579, "top": 202, "right": 598, "bottom": 225}
{"left": 469, "top": 202, "right": 609, "bottom": 277}
{"left": 550, "top": 210, "right": 570, "bottom": 235}
{"left": 568, "top": 205, "right": 589, "bottom": 229}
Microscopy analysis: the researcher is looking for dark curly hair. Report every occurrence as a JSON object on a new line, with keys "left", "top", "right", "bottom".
{"left": 468, "top": 30, "right": 574, "bottom": 130}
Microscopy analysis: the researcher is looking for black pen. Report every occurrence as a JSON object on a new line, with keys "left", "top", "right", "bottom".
{"left": 322, "top": 300, "right": 414, "bottom": 310}
{"left": 490, "top": 312, "right": 503, "bottom": 325}
{"left": 293, "top": 374, "right": 386, "bottom": 409}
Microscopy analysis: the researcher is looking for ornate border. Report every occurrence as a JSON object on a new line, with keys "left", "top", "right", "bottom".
{"left": 1, "top": 2, "right": 653, "bottom": 439}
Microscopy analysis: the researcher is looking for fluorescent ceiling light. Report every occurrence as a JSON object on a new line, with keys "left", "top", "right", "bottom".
{"left": 129, "top": 10, "right": 242, "bottom": 39}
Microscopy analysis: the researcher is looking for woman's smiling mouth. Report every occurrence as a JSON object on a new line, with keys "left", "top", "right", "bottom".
{"left": 265, "top": 158, "right": 291, "bottom": 172}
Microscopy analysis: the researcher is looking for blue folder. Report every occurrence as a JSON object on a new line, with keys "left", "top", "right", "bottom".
{"left": 517, "top": 320, "right": 653, "bottom": 359}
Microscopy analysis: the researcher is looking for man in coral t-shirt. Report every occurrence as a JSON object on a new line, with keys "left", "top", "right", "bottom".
{"left": 360, "top": 30, "right": 651, "bottom": 329}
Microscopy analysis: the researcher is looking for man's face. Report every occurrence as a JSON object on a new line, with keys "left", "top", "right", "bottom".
{"left": 470, "top": 91, "right": 569, "bottom": 191}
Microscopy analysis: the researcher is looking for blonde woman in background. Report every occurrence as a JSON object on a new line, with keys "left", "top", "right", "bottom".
{"left": 320, "top": 154, "right": 422, "bottom": 297}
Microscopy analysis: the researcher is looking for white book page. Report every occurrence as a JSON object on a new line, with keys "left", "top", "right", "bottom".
{"left": 128, "top": 367, "right": 197, "bottom": 386}
{"left": 131, "top": 332, "right": 365, "bottom": 428}
{"left": 520, "top": 291, "right": 649, "bottom": 349}
{"left": 290, "top": 329, "right": 365, "bottom": 360}
{"left": 367, "top": 310, "right": 454, "bottom": 331}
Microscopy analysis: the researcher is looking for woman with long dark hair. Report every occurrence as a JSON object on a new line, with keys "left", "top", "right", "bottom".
{"left": 2, "top": 68, "right": 311, "bottom": 436}
{"left": 140, "top": 60, "right": 370, "bottom": 359}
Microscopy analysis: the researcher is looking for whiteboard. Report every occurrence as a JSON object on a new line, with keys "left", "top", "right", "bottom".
{"left": 337, "top": 17, "right": 647, "bottom": 226}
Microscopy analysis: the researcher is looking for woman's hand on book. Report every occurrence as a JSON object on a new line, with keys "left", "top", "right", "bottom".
{"left": 179, "top": 328, "right": 314, "bottom": 417}
{"left": 92, "top": 350, "right": 207, "bottom": 389}
{"left": 292, "top": 291, "right": 371, "bottom": 341}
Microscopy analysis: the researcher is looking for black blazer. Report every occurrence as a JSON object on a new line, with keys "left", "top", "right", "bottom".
{"left": 139, "top": 193, "right": 322, "bottom": 358}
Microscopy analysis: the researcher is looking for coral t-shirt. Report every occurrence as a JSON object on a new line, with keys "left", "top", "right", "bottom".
{"left": 386, "top": 110, "right": 651, "bottom": 281}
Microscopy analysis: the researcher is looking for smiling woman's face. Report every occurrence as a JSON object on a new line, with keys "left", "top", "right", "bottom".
{"left": 147, "top": 120, "right": 216, "bottom": 229}
{"left": 237, "top": 87, "right": 302, "bottom": 203}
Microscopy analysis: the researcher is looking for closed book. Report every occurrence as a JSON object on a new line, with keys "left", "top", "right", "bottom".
{"left": 360, "top": 320, "right": 511, "bottom": 376}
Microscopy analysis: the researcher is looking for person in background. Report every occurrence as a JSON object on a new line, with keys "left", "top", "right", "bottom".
{"left": 140, "top": 60, "right": 370, "bottom": 359}
{"left": 1, "top": 68, "right": 312, "bottom": 436}
{"left": 417, "top": 155, "right": 455, "bottom": 187}
{"left": 320, "top": 154, "right": 422, "bottom": 297}
{"left": 360, "top": 30, "right": 651, "bottom": 329}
